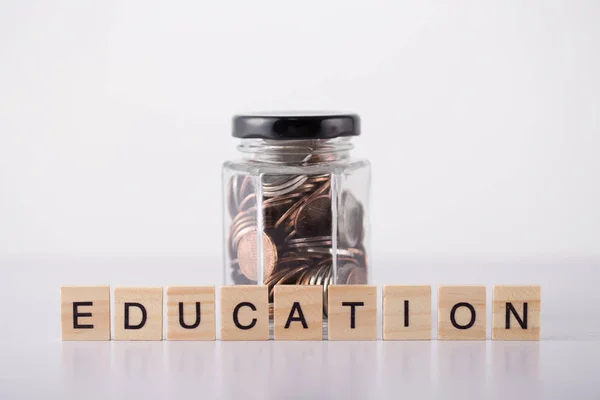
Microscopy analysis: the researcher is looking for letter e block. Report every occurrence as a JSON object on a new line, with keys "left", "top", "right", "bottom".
{"left": 274, "top": 285, "right": 322, "bottom": 340}
{"left": 114, "top": 287, "right": 163, "bottom": 341}
{"left": 328, "top": 285, "right": 377, "bottom": 340}
{"left": 492, "top": 285, "right": 540, "bottom": 341}
{"left": 383, "top": 285, "right": 431, "bottom": 340}
{"left": 61, "top": 286, "right": 110, "bottom": 341}
{"left": 438, "top": 286, "right": 486, "bottom": 340}
{"left": 220, "top": 285, "right": 268, "bottom": 341}
{"left": 166, "top": 286, "right": 216, "bottom": 341}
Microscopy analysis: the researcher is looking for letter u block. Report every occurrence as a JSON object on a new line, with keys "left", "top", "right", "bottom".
{"left": 113, "top": 287, "right": 163, "bottom": 341}
{"left": 438, "top": 285, "right": 486, "bottom": 340}
{"left": 220, "top": 285, "right": 269, "bottom": 341}
{"left": 166, "top": 286, "right": 216, "bottom": 341}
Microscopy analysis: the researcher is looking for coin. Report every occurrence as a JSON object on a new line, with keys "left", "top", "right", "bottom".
{"left": 237, "top": 230, "right": 278, "bottom": 281}
{"left": 339, "top": 191, "right": 363, "bottom": 248}
{"left": 294, "top": 195, "right": 332, "bottom": 237}
{"left": 227, "top": 172, "right": 368, "bottom": 315}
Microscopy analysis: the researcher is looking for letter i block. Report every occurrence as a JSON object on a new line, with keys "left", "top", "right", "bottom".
{"left": 328, "top": 285, "right": 377, "bottom": 340}
{"left": 220, "top": 285, "right": 269, "bottom": 341}
{"left": 113, "top": 287, "right": 163, "bottom": 341}
{"left": 61, "top": 286, "right": 110, "bottom": 341}
{"left": 383, "top": 285, "right": 432, "bottom": 340}
{"left": 274, "top": 285, "right": 322, "bottom": 340}
{"left": 438, "top": 286, "right": 486, "bottom": 340}
{"left": 166, "top": 286, "right": 216, "bottom": 341}
{"left": 492, "top": 285, "right": 540, "bottom": 340}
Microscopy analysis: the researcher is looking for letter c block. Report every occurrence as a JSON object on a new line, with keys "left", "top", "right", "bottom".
{"left": 438, "top": 286, "right": 486, "bottom": 340}
{"left": 220, "top": 285, "right": 268, "bottom": 341}
{"left": 113, "top": 287, "right": 163, "bottom": 341}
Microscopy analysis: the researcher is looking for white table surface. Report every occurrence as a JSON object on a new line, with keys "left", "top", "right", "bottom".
{"left": 1, "top": 257, "right": 599, "bottom": 399}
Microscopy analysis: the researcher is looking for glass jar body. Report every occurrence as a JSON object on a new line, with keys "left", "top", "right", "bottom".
{"left": 222, "top": 138, "right": 371, "bottom": 316}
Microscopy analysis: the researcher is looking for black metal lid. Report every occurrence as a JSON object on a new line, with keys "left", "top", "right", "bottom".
{"left": 232, "top": 112, "right": 360, "bottom": 140}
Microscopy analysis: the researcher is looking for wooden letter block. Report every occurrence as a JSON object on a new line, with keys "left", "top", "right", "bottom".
{"left": 61, "top": 286, "right": 110, "bottom": 341}
{"left": 492, "top": 285, "right": 540, "bottom": 341}
{"left": 166, "top": 286, "right": 216, "bottom": 341}
{"left": 114, "top": 287, "right": 163, "bottom": 341}
{"left": 328, "top": 285, "right": 377, "bottom": 340}
{"left": 438, "top": 286, "right": 486, "bottom": 340}
{"left": 220, "top": 285, "right": 268, "bottom": 341}
{"left": 274, "top": 285, "right": 322, "bottom": 341}
{"left": 383, "top": 285, "right": 431, "bottom": 340}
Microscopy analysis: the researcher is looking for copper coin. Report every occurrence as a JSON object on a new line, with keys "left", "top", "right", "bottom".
{"left": 344, "top": 265, "right": 367, "bottom": 284}
{"left": 237, "top": 230, "right": 278, "bottom": 281}
{"left": 294, "top": 195, "right": 332, "bottom": 237}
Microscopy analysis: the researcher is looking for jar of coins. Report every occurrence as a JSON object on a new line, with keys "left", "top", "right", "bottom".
{"left": 222, "top": 112, "right": 370, "bottom": 316}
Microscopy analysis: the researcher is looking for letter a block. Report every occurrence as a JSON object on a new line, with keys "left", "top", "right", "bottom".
{"left": 492, "top": 285, "right": 540, "bottom": 340}
{"left": 383, "top": 285, "right": 431, "bottom": 340}
{"left": 438, "top": 286, "right": 486, "bottom": 340}
{"left": 114, "top": 287, "right": 163, "bottom": 341}
{"left": 274, "top": 285, "right": 322, "bottom": 340}
{"left": 220, "top": 285, "right": 268, "bottom": 341}
{"left": 328, "top": 285, "right": 377, "bottom": 340}
{"left": 61, "top": 286, "right": 110, "bottom": 341}
{"left": 166, "top": 286, "right": 216, "bottom": 341}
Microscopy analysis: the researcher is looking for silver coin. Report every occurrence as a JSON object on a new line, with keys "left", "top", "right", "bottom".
{"left": 339, "top": 191, "right": 363, "bottom": 248}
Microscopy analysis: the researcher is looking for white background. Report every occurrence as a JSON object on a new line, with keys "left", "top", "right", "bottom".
{"left": 1, "top": 1, "right": 599, "bottom": 399}
{"left": 1, "top": 0, "right": 599, "bottom": 261}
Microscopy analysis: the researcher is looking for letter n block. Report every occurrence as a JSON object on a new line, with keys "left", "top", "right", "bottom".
{"left": 220, "top": 285, "right": 268, "bottom": 341}
{"left": 114, "top": 287, "right": 163, "bottom": 341}
{"left": 166, "top": 286, "right": 216, "bottom": 341}
{"left": 328, "top": 285, "right": 377, "bottom": 340}
{"left": 274, "top": 285, "right": 322, "bottom": 340}
{"left": 61, "top": 286, "right": 110, "bottom": 341}
{"left": 383, "top": 285, "right": 431, "bottom": 340}
{"left": 492, "top": 285, "right": 540, "bottom": 340}
{"left": 438, "top": 286, "right": 486, "bottom": 340}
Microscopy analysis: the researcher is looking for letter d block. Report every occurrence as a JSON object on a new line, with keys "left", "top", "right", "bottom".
{"left": 220, "top": 285, "right": 268, "bottom": 341}
{"left": 61, "top": 286, "right": 110, "bottom": 341}
{"left": 492, "top": 285, "right": 540, "bottom": 341}
{"left": 114, "top": 287, "right": 163, "bottom": 341}
{"left": 166, "top": 286, "right": 216, "bottom": 341}
{"left": 274, "top": 285, "right": 322, "bottom": 340}
{"left": 328, "top": 285, "right": 377, "bottom": 341}
{"left": 438, "top": 286, "right": 486, "bottom": 340}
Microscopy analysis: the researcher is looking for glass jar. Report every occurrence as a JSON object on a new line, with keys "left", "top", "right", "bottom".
{"left": 222, "top": 112, "right": 371, "bottom": 318}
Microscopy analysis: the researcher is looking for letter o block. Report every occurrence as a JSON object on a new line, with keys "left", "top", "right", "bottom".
{"left": 220, "top": 285, "right": 268, "bottom": 341}
{"left": 113, "top": 287, "right": 163, "bottom": 341}
{"left": 438, "top": 286, "right": 486, "bottom": 340}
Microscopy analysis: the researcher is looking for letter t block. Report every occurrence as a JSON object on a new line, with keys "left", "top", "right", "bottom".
{"left": 328, "top": 285, "right": 377, "bottom": 340}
